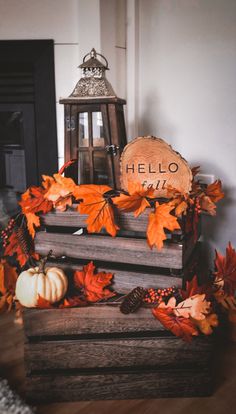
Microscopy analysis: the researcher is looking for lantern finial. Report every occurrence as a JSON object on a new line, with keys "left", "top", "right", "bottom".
{"left": 70, "top": 48, "right": 115, "bottom": 98}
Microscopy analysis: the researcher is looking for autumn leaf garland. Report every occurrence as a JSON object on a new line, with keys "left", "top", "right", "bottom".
{"left": 1, "top": 168, "right": 224, "bottom": 268}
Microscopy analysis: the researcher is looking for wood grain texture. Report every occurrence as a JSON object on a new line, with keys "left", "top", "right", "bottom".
{"left": 120, "top": 136, "right": 192, "bottom": 197}
{"left": 41, "top": 208, "right": 183, "bottom": 235}
{"left": 1, "top": 312, "right": 236, "bottom": 413}
{"left": 34, "top": 232, "right": 185, "bottom": 269}
{"left": 23, "top": 307, "right": 164, "bottom": 337}
{"left": 25, "top": 336, "right": 212, "bottom": 372}
{"left": 46, "top": 260, "right": 183, "bottom": 293}
{"left": 25, "top": 368, "right": 212, "bottom": 402}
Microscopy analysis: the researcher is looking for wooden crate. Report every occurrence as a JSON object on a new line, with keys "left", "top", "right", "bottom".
{"left": 23, "top": 306, "right": 214, "bottom": 402}
{"left": 35, "top": 208, "right": 201, "bottom": 292}
{"left": 23, "top": 207, "right": 210, "bottom": 402}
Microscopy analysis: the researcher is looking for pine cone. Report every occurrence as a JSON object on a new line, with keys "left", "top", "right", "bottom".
{"left": 120, "top": 287, "right": 147, "bottom": 314}
{"left": 15, "top": 225, "right": 33, "bottom": 256}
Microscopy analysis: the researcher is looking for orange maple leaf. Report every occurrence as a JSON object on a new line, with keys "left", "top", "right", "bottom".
{"left": 19, "top": 185, "right": 53, "bottom": 238}
{"left": 152, "top": 306, "right": 199, "bottom": 342}
{"left": 25, "top": 212, "right": 41, "bottom": 239}
{"left": 43, "top": 173, "right": 80, "bottom": 211}
{"left": 147, "top": 202, "right": 180, "bottom": 250}
{"left": 76, "top": 185, "right": 119, "bottom": 236}
{"left": 0, "top": 259, "right": 18, "bottom": 313}
{"left": 20, "top": 186, "right": 53, "bottom": 215}
{"left": 214, "top": 242, "right": 236, "bottom": 295}
{"left": 0, "top": 259, "right": 18, "bottom": 295}
{"left": 4, "top": 231, "right": 39, "bottom": 268}
{"left": 205, "top": 180, "right": 224, "bottom": 203}
{"left": 113, "top": 181, "right": 155, "bottom": 217}
{"left": 73, "top": 261, "right": 115, "bottom": 303}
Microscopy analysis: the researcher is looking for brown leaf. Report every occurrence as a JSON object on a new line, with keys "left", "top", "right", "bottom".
{"left": 166, "top": 186, "right": 190, "bottom": 217}
{"left": 73, "top": 261, "right": 115, "bottom": 303}
{"left": 205, "top": 180, "right": 224, "bottom": 203}
{"left": 147, "top": 202, "right": 180, "bottom": 250}
{"left": 76, "top": 185, "right": 119, "bottom": 236}
{"left": 199, "top": 195, "right": 216, "bottom": 215}
{"left": 214, "top": 242, "right": 236, "bottom": 295}
{"left": 214, "top": 290, "right": 236, "bottom": 311}
{"left": 191, "top": 166, "right": 201, "bottom": 178}
{"left": 152, "top": 307, "right": 199, "bottom": 342}
{"left": 113, "top": 181, "right": 155, "bottom": 217}
{"left": 192, "top": 314, "right": 218, "bottom": 335}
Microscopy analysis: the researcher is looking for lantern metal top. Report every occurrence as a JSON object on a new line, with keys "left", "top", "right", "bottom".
{"left": 79, "top": 48, "right": 109, "bottom": 70}
{"left": 70, "top": 48, "right": 116, "bottom": 98}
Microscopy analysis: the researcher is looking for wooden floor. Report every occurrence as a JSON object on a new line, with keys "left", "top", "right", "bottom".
{"left": 0, "top": 311, "right": 236, "bottom": 414}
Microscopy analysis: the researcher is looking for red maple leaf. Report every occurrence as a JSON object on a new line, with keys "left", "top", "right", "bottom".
{"left": 58, "top": 296, "right": 87, "bottom": 308}
{"left": 181, "top": 275, "right": 202, "bottom": 299}
{"left": 36, "top": 295, "right": 53, "bottom": 309}
{"left": 152, "top": 306, "right": 199, "bottom": 342}
{"left": 73, "top": 262, "right": 116, "bottom": 303}
{"left": 214, "top": 242, "right": 236, "bottom": 295}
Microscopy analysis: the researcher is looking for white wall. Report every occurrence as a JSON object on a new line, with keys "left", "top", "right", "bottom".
{"left": 137, "top": 0, "right": 236, "bottom": 252}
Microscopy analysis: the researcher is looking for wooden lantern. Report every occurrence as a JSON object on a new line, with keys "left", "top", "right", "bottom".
{"left": 60, "top": 48, "right": 127, "bottom": 189}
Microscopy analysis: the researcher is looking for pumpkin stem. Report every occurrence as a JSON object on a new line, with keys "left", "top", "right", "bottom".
{"left": 38, "top": 250, "right": 53, "bottom": 273}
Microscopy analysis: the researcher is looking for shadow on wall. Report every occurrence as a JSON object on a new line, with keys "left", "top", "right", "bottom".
{"left": 138, "top": 98, "right": 235, "bottom": 259}
{"left": 138, "top": 93, "right": 177, "bottom": 144}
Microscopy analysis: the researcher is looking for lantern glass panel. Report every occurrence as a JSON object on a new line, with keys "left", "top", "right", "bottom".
{"left": 78, "top": 112, "right": 89, "bottom": 147}
{"left": 92, "top": 112, "right": 104, "bottom": 147}
{"left": 78, "top": 152, "right": 90, "bottom": 184}
{"left": 93, "top": 151, "right": 110, "bottom": 185}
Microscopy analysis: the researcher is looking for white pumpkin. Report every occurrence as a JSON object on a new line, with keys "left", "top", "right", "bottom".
{"left": 15, "top": 265, "right": 68, "bottom": 308}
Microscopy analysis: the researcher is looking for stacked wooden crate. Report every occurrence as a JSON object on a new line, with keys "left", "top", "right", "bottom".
{"left": 23, "top": 208, "right": 214, "bottom": 402}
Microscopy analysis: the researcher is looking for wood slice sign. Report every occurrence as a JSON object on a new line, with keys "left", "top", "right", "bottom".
{"left": 120, "top": 136, "right": 192, "bottom": 197}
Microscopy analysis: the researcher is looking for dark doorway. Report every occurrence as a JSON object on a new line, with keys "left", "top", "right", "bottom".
{"left": 0, "top": 40, "right": 58, "bottom": 192}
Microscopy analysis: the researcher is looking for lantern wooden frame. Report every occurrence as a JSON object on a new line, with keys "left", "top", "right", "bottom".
{"left": 60, "top": 96, "right": 127, "bottom": 189}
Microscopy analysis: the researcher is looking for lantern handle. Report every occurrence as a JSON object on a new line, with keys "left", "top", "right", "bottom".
{"left": 83, "top": 48, "right": 109, "bottom": 69}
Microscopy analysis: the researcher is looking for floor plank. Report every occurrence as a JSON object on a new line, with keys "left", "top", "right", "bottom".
{"left": 0, "top": 311, "right": 235, "bottom": 414}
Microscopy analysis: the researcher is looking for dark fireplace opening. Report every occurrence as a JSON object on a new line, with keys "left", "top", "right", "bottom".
{"left": 0, "top": 40, "right": 58, "bottom": 227}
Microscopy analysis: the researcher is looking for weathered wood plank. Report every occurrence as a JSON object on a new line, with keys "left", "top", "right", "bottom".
{"left": 25, "top": 336, "right": 212, "bottom": 372}
{"left": 35, "top": 232, "right": 185, "bottom": 269}
{"left": 41, "top": 208, "right": 183, "bottom": 234}
{"left": 47, "top": 260, "right": 183, "bottom": 293}
{"left": 25, "top": 368, "right": 213, "bottom": 402}
{"left": 23, "top": 307, "right": 164, "bottom": 337}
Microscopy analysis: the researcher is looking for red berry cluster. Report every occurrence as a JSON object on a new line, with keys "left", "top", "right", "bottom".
{"left": 143, "top": 286, "right": 178, "bottom": 304}
{"left": 194, "top": 198, "right": 201, "bottom": 214}
{"left": 1, "top": 218, "right": 15, "bottom": 248}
